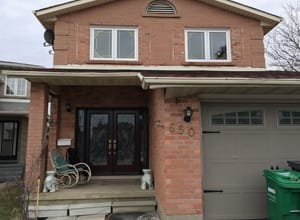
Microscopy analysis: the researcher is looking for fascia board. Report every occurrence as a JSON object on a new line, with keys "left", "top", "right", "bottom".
{"left": 142, "top": 77, "right": 300, "bottom": 89}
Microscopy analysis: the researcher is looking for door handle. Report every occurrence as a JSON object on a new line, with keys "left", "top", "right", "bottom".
{"left": 113, "top": 139, "right": 117, "bottom": 155}
{"left": 203, "top": 189, "right": 223, "bottom": 193}
{"left": 108, "top": 139, "right": 112, "bottom": 155}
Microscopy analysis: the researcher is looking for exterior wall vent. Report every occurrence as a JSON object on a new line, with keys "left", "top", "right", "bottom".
{"left": 146, "top": 1, "right": 176, "bottom": 14}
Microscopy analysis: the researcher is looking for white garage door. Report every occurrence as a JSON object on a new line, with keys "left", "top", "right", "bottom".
{"left": 201, "top": 103, "right": 300, "bottom": 220}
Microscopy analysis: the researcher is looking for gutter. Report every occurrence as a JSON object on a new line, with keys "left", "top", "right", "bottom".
{"left": 2, "top": 70, "right": 141, "bottom": 78}
{"left": 141, "top": 77, "right": 300, "bottom": 89}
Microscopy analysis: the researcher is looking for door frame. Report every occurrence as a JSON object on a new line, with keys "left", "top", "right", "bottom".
{"left": 75, "top": 108, "right": 148, "bottom": 175}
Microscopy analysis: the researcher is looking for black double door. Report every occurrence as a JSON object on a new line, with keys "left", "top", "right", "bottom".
{"left": 86, "top": 110, "right": 142, "bottom": 175}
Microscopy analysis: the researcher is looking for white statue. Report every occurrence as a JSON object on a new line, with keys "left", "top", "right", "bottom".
{"left": 141, "top": 169, "right": 153, "bottom": 190}
{"left": 43, "top": 171, "right": 58, "bottom": 193}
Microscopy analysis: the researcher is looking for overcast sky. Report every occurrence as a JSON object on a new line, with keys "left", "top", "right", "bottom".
{"left": 0, "top": 0, "right": 293, "bottom": 67}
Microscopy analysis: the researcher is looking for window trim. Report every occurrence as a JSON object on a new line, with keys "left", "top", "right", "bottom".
{"left": 4, "top": 77, "right": 27, "bottom": 97}
{"left": 209, "top": 109, "right": 265, "bottom": 127}
{"left": 90, "top": 26, "right": 138, "bottom": 61}
{"left": 277, "top": 109, "right": 300, "bottom": 127}
{"left": 184, "top": 28, "right": 231, "bottom": 62}
{"left": 0, "top": 121, "right": 19, "bottom": 161}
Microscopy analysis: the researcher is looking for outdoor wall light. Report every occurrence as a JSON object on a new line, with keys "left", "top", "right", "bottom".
{"left": 66, "top": 103, "right": 72, "bottom": 112}
{"left": 184, "top": 107, "right": 193, "bottom": 123}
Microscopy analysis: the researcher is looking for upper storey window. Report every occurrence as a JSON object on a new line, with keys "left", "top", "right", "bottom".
{"left": 5, "top": 77, "right": 27, "bottom": 97}
{"left": 146, "top": 1, "right": 176, "bottom": 14}
{"left": 185, "top": 29, "right": 231, "bottom": 62}
{"left": 90, "top": 27, "right": 138, "bottom": 61}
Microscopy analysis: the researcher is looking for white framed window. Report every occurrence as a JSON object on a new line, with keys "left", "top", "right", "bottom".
{"left": 210, "top": 110, "right": 264, "bottom": 126}
{"left": 278, "top": 110, "right": 300, "bottom": 126}
{"left": 185, "top": 29, "right": 231, "bottom": 62}
{"left": 5, "top": 77, "right": 27, "bottom": 97}
{"left": 90, "top": 26, "right": 138, "bottom": 61}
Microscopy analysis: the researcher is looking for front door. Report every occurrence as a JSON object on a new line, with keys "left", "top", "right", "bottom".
{"left": 86, "top": 110, "right": 142, "bottom": 175}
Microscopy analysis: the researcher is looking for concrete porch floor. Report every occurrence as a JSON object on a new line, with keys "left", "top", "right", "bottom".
{"left": 29, "top": 177, "right": 156, "bottom": 218}
{"left": 37, "top": 177, "right": 154, "bottom": 201}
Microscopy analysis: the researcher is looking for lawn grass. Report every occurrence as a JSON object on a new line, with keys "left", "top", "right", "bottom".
{"left": 0, "top": 183, "right": 22, "bottom": 220}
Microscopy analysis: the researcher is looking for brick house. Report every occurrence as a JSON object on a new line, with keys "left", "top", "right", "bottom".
{"left": 5, "top": 0, "right": 300, "bottom": 219}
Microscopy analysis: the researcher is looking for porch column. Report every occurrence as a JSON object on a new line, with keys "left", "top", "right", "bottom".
{"left": 25, "top": 83, "right": 49, "bottom": 192}
{"left": 149, "top": 89, "right": 203, "bottom": 220}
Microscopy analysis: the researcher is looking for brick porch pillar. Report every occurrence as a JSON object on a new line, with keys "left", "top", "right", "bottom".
{"left": 149, "top": 89, "right": 203, "bottom": 220}
{"left": 25, "top": 83, "right": 49, "bottom": 192}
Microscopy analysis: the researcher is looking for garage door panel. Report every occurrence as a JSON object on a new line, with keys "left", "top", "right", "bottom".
{"left": 204, "top": 193, "right": 245, "bottom": 219}
{"left": 237, "top": 135, "right": 270, "bottom": 159}
{"left": 239, "top": 162, "right": 270, "bottom": 187}
{"left": 203, "top": 135, "right": 238, "bottom": 159}
{"left": 242, "top": 192, "right": 267, "bottom": 218}
{"left": 204, "top": 191, "right": 267, "bottom": 220}
{"left": 268, "top": 134, "right": 300, "bottom": 158}
{"left": 203, "top": 161, "right": 240, "bottom": 186}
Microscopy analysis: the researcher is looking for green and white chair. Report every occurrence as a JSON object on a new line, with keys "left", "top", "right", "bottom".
{"left": 50, "top": 149, "right": 91, "bottom": 188}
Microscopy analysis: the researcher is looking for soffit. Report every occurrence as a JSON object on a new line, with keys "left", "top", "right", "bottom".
{"left": 34, "top": 0, "right": 282, "bottom": 32}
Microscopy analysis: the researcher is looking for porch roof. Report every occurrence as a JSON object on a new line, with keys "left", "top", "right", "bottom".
{"left": 2, "top": 69, "right": 141, "bottom": 86}
{"left": 3, "top": 68, "right": 300, "bottom": 100}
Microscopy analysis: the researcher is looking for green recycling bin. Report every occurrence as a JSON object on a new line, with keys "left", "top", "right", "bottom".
{"left": 263, "top": 170, "right": 300, "bottom": 220}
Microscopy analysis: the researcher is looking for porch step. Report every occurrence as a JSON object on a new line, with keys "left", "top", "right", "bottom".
{"left": 47, "top": 215, "right": 106, "bottom": 220}
{"left": 29, "top": 179, "right": 156, "bottom": 218}
{"left": 112, "top": 200, "right": 156, "bottom": 213}
{"left": 28, "top": 203, "right": 109, "bottom": 218}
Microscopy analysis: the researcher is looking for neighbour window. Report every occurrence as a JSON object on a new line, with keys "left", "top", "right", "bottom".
{"left": 278, "top": 110, "right": 300, "bottom": 126}
{"left": 5, "top": 77, "right": 27, "bottom": 96}
{"left": 211, "top": 110, "right": 264, "bottom": 126}
{"left": 185, "top": 29, "right": 231, "bottom": 62}
{"left": 90, "top": 27, "right": 138, "bottom": 61}
{"left": 146, "top": 1, "right": 176, "bottom": 14}
{"left": 0, "top": 122, "right": 18, "bottom": 160}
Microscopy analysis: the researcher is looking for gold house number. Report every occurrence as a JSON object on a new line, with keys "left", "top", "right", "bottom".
{"left": 169, "top": 123, "right": 195, "bottom": 137}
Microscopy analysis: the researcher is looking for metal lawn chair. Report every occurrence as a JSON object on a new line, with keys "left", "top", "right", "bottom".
{"left": 50, "top": 148, "right": 91, "bottom": 188}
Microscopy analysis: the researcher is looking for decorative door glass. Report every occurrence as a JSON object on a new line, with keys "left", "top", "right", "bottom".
{"left": 116, "top": 114, "right": 136, "bottom": 166}
{"left": 89, "top": 114, "right": 109, "bottom": 166}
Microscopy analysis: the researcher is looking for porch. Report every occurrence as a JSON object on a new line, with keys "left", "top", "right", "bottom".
{"left": 29, "top": 176, "right": 156, "bottom": 218}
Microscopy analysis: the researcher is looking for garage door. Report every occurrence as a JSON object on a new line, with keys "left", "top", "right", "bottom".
{"left": 201, "top": 103, "right": 300, "bottom": 220}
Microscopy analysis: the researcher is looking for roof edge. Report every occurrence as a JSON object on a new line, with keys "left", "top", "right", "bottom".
{"left": 34, "top": 0, "right": 282, "bottom": 32}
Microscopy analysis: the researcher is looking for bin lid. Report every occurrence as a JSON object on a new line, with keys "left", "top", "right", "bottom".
{"left": 263, "top": 170, "right": 300, "bottom": 188}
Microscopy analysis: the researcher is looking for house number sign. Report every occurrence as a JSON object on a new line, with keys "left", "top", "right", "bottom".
{"left": 169, "top": 123, "right": 195, "bottom": 137}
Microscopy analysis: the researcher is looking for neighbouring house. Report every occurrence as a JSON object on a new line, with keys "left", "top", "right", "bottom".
{"left": 4, "top": 0, "right": 300, "bottom": 219}
{"left": 0, "top": 61, "right": 34, "bottom": 182}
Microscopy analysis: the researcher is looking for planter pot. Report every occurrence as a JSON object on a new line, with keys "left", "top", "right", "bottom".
{"left": 141, "top": 169, "right": 153, "bottom": 190}
{"left": 43, "top": 170, "right": 58, "bottom": 193}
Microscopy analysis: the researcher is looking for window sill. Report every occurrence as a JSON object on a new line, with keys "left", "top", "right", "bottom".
{"left": 88, "top": 60, "right": 142, "bottom": 65}
{"left": 182, "top": 61, "right": 235, "bottom": 66}
{"left": 4, "top": 95, "right": 28, "bottom": 98}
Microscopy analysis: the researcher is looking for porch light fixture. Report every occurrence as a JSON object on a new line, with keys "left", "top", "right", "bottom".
{"left": 66, "top": 103, "right": 71, "bottom": 112}
{"left": 184, "top": 107, "right": 193, "bottom": 123}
